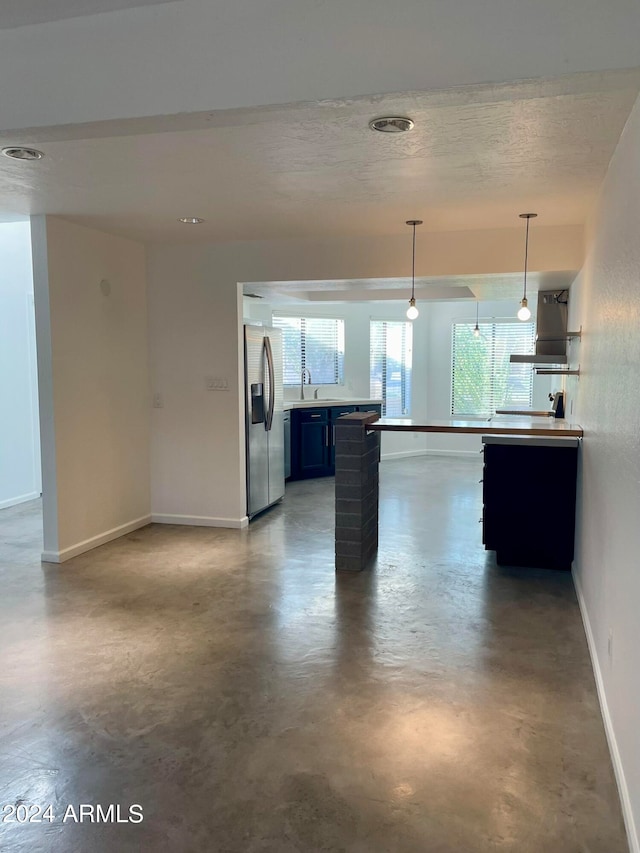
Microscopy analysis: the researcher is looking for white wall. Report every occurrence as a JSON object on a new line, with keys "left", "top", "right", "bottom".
{"left": 32, "top": 216, "right": 151, "bottom": 561}
{"left": 148, "top": 248, "right": 246, "bottom": 527}
{"left": 567, "top": 93, "right": 640, "bottom": 853}
{"left": 149, "top": 226, "right": 581, "bottom": 527}
{"left": 0, "top": 221, "right": 41, "bottom": 509}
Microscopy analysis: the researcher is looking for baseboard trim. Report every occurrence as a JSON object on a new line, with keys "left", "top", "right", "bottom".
{"left": 573, "top": 569, "right": 639, "bottom": 853}
{"left": 41, "top": 515, "right": 152, "bottom": 564}
{"left": 423, "top": 449, "right": 479, "bottom": 457}
{"left": 0, "top": 491, "right": 40, "bottom": 510}
{"left": 151, "top": 513, "right": 249, "bottom": 529}
{"left": 381, "top": 449, "right": 429, "bottom": 461}
{"left": 381, "top": 449, "right": 478, "bottom": 461}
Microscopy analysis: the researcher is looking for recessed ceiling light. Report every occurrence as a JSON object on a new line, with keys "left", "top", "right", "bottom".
{"left": 369, "top": 116, "right": 414, "bottom": 133}
{"left": 1, "top": 146, "right": 44, "bottom": 161}
{"left": 178, "top": 217, "right": 204, "bottom": 224}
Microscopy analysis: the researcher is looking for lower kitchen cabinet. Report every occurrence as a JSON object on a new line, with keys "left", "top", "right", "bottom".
{"left": 482, "top": 436, "right": 579, "bottom": 570}
{"left": 289, "top": 403, "right": 381, "bottom": 480}
{"left": 295, "top": 408, "right": 330, "bottom": 478}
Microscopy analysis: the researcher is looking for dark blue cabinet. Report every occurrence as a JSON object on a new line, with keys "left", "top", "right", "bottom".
{"left": 290, "top": 403, "right": 382, "bottom": 480}
{"left": 482, "top": 437, "right": 578, "bottom": 570}
{"left": 293, "top": 408, "right": 330, "bottom": 478}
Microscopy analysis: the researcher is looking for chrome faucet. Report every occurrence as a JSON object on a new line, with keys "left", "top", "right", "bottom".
{"left": 300, "top": 368, "right": 312, "bottom": 400}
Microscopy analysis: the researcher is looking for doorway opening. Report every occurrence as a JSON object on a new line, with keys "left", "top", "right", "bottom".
{"left": 0, "top": 217, "right": 42, "bottom": 556}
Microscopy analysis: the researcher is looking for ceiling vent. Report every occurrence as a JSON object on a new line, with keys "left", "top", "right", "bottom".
{"left": 369, "top": 117, "right": 414, "bottom": 133}
{"left": 1, "top": 146, "right": 44, "bottom": 161}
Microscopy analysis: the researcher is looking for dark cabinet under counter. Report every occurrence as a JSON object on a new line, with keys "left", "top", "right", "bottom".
{"left": 294, "top": 408, "right": 331, "bottom": 478}
{"left": 481, "top": 435, "right": 579, "bottom": 571}
{"left": 289, "top": 403, "right": 382, "bottom": 480}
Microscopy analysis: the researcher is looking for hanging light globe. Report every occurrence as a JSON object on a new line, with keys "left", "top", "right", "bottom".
{"left": 517, "top": 297, "right": 531, "bottom": 321}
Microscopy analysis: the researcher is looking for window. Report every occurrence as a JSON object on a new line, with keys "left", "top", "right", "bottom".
{"left": 451, "top": 320, "right": 535, "bottom": 416}
{"left": 370, "top": 320, "right": 413, "bottom": 417}
{"left": 272, "top": 315, "right": 345, "bottom": 386}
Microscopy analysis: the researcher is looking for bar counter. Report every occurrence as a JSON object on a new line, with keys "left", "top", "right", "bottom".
{"left": 368, "top": 416, "right": 583, "bottom": 437}
{"left": 334, "top": 413, "right": 583, "bottom": 571}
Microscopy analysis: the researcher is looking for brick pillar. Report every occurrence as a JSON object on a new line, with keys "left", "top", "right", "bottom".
{"left": 334, "top": 412, "right": 381, "bottom": 572}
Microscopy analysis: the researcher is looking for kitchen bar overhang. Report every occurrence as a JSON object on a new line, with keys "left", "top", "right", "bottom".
{"left": 368, "top": 416, "right": 583, "bottom": 437}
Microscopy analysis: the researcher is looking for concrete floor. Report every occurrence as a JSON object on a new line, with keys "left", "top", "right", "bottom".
{"left": 0, "top": 457, "right": 627, "bottom": 852}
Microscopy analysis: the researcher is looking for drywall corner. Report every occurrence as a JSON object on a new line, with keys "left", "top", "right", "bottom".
{"left": 30, "top": 215, "right": 59, "bottom": 558}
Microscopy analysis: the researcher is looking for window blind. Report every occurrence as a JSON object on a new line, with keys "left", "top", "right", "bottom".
{"left": 451, "top": 320, "right": 535, "bottom": 416}
{"left": 272, "top": 315, "right": 345, "bottom": 386}
{"left": 370, "top": 320, "right": 413, "bottom": 417}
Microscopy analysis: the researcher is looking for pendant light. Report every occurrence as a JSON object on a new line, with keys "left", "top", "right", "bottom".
{"left": 473, "top": 300, "right": 480, "bottom": 337}
{"left": 517, "top": 212, "right": 537, "bottom": 321}
{"left": 406, "top": 219, "right": 423, "bottom": 320}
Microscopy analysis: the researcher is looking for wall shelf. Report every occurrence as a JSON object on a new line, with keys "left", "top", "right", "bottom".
{"left": 510, "top": 354, "right": 567, "bottom": 364}
{"left": 534, "top": 327, "right": 582, "bottom": 375}
{"left": 536, "top": 327, "right": 582, "bottom": 343}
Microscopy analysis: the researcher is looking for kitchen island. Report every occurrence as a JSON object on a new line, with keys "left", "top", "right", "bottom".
{"left": 334, "top": 413, "right": 583, "bottom": 572}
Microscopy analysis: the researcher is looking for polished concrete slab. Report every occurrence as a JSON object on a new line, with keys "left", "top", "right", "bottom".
{"left": 0, "top": 457, "right": 628, "bottom": 852}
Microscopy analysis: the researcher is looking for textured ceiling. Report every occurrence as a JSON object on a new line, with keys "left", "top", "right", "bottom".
{"left": 0, "top": 0, "right": 178, "bottom": 29}
{"left": 0, "top": 70, "right": 639, "bottom": 243}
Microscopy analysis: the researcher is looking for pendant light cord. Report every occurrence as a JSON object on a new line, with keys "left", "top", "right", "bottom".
{"left": 411, "top": 222, "right": 416, "bottom": 301}
{"left": 523, "top": 215, "right": 530, "bottom": 301}
{"left": 405, "top": 220, "right": 422, "bottom": 315}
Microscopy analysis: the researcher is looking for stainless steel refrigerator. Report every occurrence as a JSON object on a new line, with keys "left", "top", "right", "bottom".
{"left": 244, "top": 325, "right": 285, "bottom": 519}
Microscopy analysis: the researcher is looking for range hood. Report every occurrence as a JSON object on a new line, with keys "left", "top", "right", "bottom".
{"left": 510, "top": 290, "right": 569, "bottom": 365}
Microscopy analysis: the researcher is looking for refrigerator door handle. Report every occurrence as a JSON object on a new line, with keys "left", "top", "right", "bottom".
{"left": 264, "top": 335, "right": 275, "bottom": 432}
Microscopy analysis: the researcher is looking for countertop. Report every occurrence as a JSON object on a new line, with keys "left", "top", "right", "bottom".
{"left": 367, "top": 416, "right": 583, "bottom": 437}
{"left": 284, "top": 398, "right": 383, "bottom": 411}
{"left": 494, "top": 409, "right": 553, "bottom": 417}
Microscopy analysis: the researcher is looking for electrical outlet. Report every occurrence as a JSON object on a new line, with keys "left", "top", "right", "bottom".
{"left": 153, "top": 393, "right": 164, "bottom": 408}
{"left": 608, "top": 629, "right": 613, "bottom": 663}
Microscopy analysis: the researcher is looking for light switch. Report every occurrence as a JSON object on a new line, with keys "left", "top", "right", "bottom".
{"left": 206, "top": 377, "right": 229, "bottom": 391}
{"left": 153, "top": 393, "right": 164, "bottom": 408}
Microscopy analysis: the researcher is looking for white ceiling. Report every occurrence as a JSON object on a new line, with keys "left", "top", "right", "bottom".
{"left": 0, "top": 1, "right": 634, "bottom": 307}
{"left": 1, "top": 0, "right": 639, "bottom": 134}
{"left": 0, "top": 0, "right": 177, "bottom": 29}
{"left": 1, "top": 70, "right": 638, "bottom": 245}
